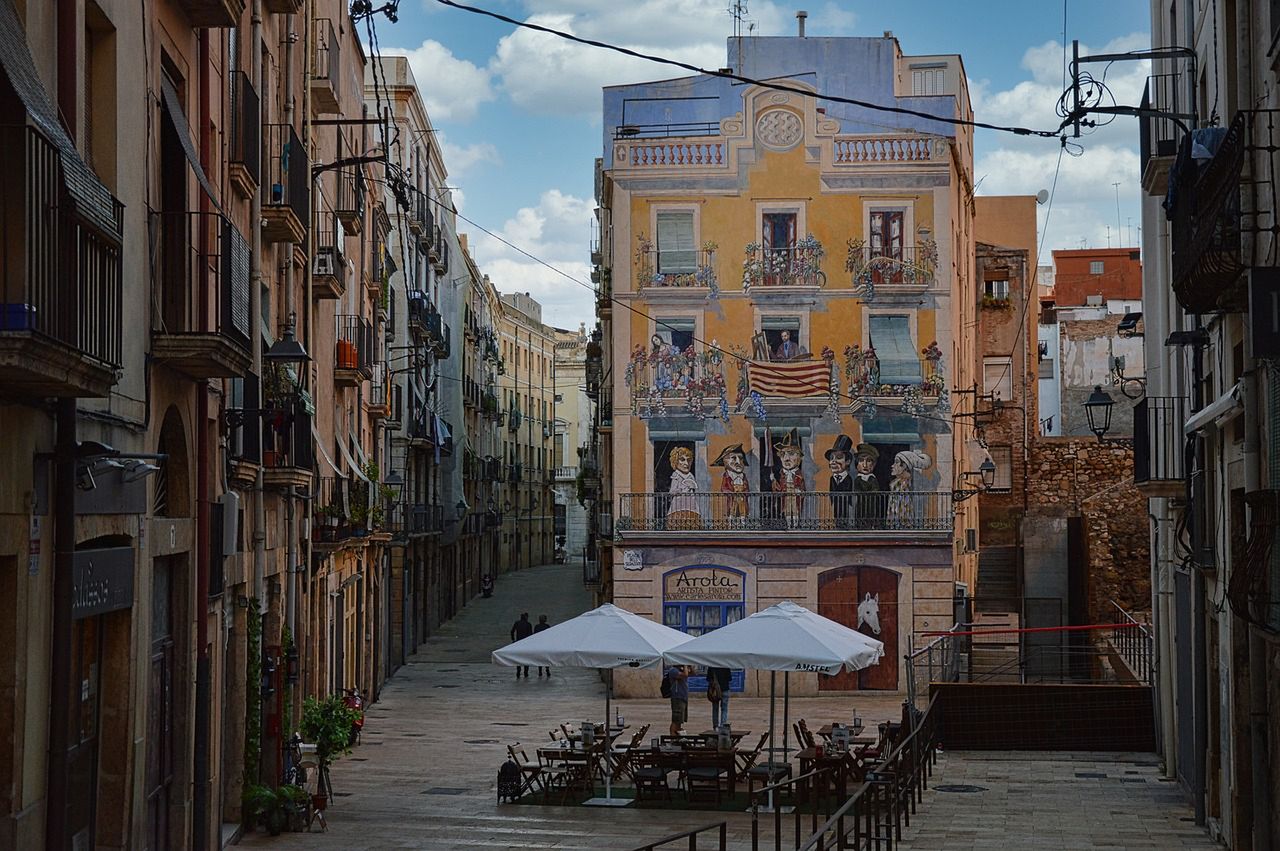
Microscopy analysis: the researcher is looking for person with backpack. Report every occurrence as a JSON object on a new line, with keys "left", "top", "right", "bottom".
{"left": 707, "top": 666, "right": 732, "bottom": 729}
{"left": 533, "top": 615, "right": 552, "bottom": 677}
{"left": 662, "top": 664, "right": 689, "bottom": 735}
{"left": 510, "top": 612, "right": 533, "bottom": 678}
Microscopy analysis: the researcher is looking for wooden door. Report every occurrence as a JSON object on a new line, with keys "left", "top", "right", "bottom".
{"left": 817, "top": 566, "right": 899, "bottom": 691}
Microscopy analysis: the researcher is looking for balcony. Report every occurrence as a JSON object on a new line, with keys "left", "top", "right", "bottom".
{"left": 624, "top": 345, "right": 729, "bottom": 418}
{"left": 1134, "top": 396, "right": 1189, "bottom": 497}
{"left": 743, "top": 237, "right": 826, "bottom": 290}
{"left": 846, "top": 240, "right": 938, "bottom": 297}
{"left": 151, "top": 211, "right": 252, "bottom": 379}
{"left": 842, "top": 343, "right": 946, "bottom": 406}
{"left": 406, "top": 188, "right": 425, "bottom": 235}
{"left": 430, "top": 225, "right": 449, "bottom": 273}
{"left": 1139, "top": 75, "right": 1194, "bottom": 196}
{"left": 174, "top": 0, "right": 244, "bottom": 28}
{"left": 416, "top": 195, "right": 435, "bottom": 251}
{"left": 313, "top": 475, "right": 352, "bottom": 543}
{"left": 508, "top": 407, "right": 523, "bottom": 432}
{"left": 228, "top": 71, "right": 260, "bottom": 198}
{"left": 366, "top": 363, "right": 390, "bottom": 418}
{"left": 334, "top": 315, "right": 373, "bottom": 387}
{"left": 595, "top": 268, "right": 612, "bottom": 319}
{"left": 635, "top": 244, "right": 718, "bottom": 295}
{"left": 309, "top": 18, "right": 341, "bottom": 116}
{"left": 336, "top": 164, "right": 366, "bottom": 234}
{"left": 598, "top": 386, "right": 613, "bottom": 430}
{"left": 406, "top": 409, "right": 434, "bottom": 448}
{"left": 832, "top": 133, "right": 943, "bottom": 165}
{"left": 0, "top": 125, "right": 123, "bottom": 398}
{"left": 262, "top": 399, "right": 314, "bottom": 489}
{"left": 312, "top": 212, "right": 346, "bottom": 299}
{"left": 408, "top": 503, "right": 445, "bottom": 536}
{"left": 553, "top": 465, "right": 577, "bottom": 481}
{"left": 1170, "top": 110, "right": 1278, "bottom": 314}
{"left": 263, "top": 123, "right": 309, "bottom": 243}
{"left": 407, "top": 290, "right": 430, "bottom": 335}
{"left": 616, "top": 491, "right": 953, "bottom": 537}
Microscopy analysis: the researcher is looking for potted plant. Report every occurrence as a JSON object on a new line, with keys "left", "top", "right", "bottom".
{"left": 244, "top": 783, "right": 307, "bottom": 836}
{"left": 299, "top": 695, "right": 359, "bottom": 811}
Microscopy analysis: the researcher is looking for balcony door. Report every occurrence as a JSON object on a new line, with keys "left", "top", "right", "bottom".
{"left": 817, "top": 566, "right": 899, "bottom": 691}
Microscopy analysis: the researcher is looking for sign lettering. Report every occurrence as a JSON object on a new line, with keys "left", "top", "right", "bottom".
{"left": 73, "top": 547, "right": 134, "bottom": 620}
{"left": 663, "top": 567, "right": 743, "bottom": 602}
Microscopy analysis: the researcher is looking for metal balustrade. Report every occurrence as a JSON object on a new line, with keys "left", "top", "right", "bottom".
{"left": 616, "top": 491, "right": 953, "bottom": 534}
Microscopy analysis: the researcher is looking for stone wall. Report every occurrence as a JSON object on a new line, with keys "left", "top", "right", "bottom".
{"left": 1025, "top": 437, "right": 1150, "bottom": 623}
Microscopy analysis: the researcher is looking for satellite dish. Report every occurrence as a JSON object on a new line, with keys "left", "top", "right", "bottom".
{"left": 1036, "top": 189, "right": 1050, "bottom": 205}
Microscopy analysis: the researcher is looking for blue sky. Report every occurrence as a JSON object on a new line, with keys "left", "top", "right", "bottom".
{"left": 375, "top": 0, "right": 1152, "bottom": 329}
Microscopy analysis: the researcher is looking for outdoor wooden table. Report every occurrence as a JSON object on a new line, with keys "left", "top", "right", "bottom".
{"left": 817, "top": 723, "right": 873, "bottom": 742}
{"left": 644, "top": 744, "right": 738, "bottom": 798}
{"left": 795, "top": 746, "right": 857, "bottom": 800}
{"left": 697, "top": 728, "right": 751, "bottom": 746}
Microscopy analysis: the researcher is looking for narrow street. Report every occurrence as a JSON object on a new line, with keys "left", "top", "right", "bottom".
{"left": 238, "top": 564, "right": 1212, "bottom": 850}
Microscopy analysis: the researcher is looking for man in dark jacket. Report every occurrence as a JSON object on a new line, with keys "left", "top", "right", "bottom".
{"left": 510, "top": 612, "right": 533, "bottom": 678}
{"left": 826, "top": 435, "right": 855, "bottom": 527}
{"left": 707, "top": 666, "right": 732, "bottom": 728}
{"left": 534, "top": 615, "right": 552, "bottom": 677}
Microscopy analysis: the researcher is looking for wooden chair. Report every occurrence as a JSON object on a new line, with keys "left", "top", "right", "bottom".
{"left": 611, "top": 727, "right": 648, "bottom": 783}
{"left": 798, "top": 719, "right": 818, "bottom": 749}
{"left": 747, "top": 761, "right": 792, "bottom": 801}
{"left": 507, "top": 744, "right": 544, "bottom": 798}
{"left": 736, "top": 731, "right": 769, "bottom": 775}
{"left": 632, "top": 750, "right": 673, "bottom": 802}
{"left": 684, "top": 751, "right": 729, "bottom": 805}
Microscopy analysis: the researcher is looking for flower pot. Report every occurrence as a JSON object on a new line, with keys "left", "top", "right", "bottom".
{"left": 311, "top": 793, "right": 328, "bottom": 812}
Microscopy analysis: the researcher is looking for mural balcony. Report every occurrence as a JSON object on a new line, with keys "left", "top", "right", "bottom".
{"left": 1133, "top": 396, "right": 1189, "bottom": 497}
{"left": 845, "top": 241, "right": 938, "bottom": 297}
{"left": 830, "top": 133, "right": 945, "bottom": 166}
{"left": 742, "top": 239, "right": 826, "bottom": 291}
{"left": 635, "top": 247, "right": 718, "bottom": 297}
{"left": 150, "top": 211, "right": 252, "bottom": 379}
{"left": 0, "top": 125, "right": 123, "bottom": 398}
{"left": 625, "top": 346, "right": 728, "bottom": 419}
{"left": 1170, "top": 109, "right": 1278, "bottom": 313}
{"left": 612, "top": 127, "right": 729, "bottom": 175}
{"left": 615, "top": 490, "right": 953, "bottom": 539}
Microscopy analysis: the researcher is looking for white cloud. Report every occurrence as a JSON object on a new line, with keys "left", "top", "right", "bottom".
{"left": 385, "top": 40, "right": 495, "bottom": 123}
{"left": 466, "top": 189, "right": 598, "bottom": 328}
{"left": 438, "top": 135, "right": 502, "bottom": 176}
{"left": 972, "top": 32, "right": 1149, "bottom": 256}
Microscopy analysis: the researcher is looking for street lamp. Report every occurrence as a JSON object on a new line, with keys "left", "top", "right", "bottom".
{"left": 952, "top": 457, "right": 998, "bottom": 503}
{"left": 264, "top": 312, "right": 310, "bottom": 364}
{"left": 1084, "top": 384, "right": 1116, "bottom": 441}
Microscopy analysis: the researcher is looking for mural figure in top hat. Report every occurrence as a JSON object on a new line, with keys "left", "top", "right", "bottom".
{"left": 771, "top": 431, "right": 806, "bottom": 528}
{"left": 825, "top": 435, "right": 855, "bottom": 528}
{"left": 713, "top": 443, "right": 750, "bottom": 525}
{"left": 852, "top": 443, "right": 882, "bottom": 529}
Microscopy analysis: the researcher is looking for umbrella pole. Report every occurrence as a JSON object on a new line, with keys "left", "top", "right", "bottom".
{"left": 768, "top": 671, "right": 777, "bottom": 811}
{"left": 783, "top": 672, "right": 790, "bottom": 764}
{"left": 605, "top": 669, "right": 612, "bottom": 799}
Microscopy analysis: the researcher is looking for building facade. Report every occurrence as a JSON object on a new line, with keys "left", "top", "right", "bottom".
{"left": 1138, "top": 0, "right": 1279, "bottom": 845}
{"left": 552, "top": 325, "right": 595, "bottom": 561}
{"left": 593, "top": 31, "right": 977, "bottom": 697}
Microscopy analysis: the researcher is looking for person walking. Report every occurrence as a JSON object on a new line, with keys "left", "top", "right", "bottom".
{"left": 665, "top": 664, "right": 689, "bottom": 736}
{"left": 707, "top": 667, "right": 732, "bottom": 729}
{"left": 534, "top": 615, "right": 552, "bottom": 677}
{"left": 510, "top": 612, "right": 533, "bottom": 678}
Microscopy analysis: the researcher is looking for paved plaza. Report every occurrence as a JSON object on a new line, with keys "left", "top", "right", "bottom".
{"left": 238, "top": 563, "right": 1215, "bottom": 850}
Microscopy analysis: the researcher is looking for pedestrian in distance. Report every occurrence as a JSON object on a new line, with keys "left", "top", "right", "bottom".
{"left": 707, "top": 666, "right": 732, "bottom": 729}
{"left": 510, "top": 612, "right": 533, "bottom": 678}
{"left": 663, "top": 664, "right": 689, "bottom": 736}
{"left": 534, "top": 615, "right": 552, "bottom": 677}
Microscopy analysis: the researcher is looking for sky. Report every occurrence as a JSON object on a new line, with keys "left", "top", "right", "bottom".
{"left": 371, "top": 0, "right": 1153, "bottom": 330}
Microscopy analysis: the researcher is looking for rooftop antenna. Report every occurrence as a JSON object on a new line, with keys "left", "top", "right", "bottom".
{"left": 729, "top": 0, "right": 748, "bottom": 39}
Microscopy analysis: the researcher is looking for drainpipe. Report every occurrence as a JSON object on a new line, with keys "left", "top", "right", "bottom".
{"left": 1190, "top": 317, "right": 1207, "bottom": 827}
{"left": 192, "top": 29, "right": 213, "bottom": 851}
{"left": 46, "top": 399, "right": 76, "bottom": 851}
{"left": 250, "top": 0, "right": 266, "bottom": 623}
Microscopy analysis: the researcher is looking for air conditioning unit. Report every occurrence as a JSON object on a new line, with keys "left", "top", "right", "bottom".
{"left": 314, "top": 247, "right": 336, "bottom": 277}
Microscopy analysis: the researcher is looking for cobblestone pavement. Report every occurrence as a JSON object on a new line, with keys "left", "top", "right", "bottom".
{"left": 238, "top": 563, "right": 1214, "bottom": 850}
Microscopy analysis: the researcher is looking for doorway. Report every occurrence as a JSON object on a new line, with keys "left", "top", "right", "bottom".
{"left": 818, "top": 566, "right": 899, "bottom": 690}
{"left": 146, "top": 557, "right": 177, "bottom": 849}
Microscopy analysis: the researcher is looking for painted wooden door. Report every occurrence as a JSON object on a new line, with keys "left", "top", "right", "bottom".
{"left": 817, "top": 566, "right": 899, "bottom": 691}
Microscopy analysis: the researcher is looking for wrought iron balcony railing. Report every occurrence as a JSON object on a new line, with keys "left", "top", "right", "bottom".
{"left": 229, "top": 70, "right": 260, "bottom": 192}
{"left": 263, "top": 123, "right": 309, "bottom": 242}
{"left": 616, "top": 490, "right": 953, "bottom": 534}
{"left": 334, "top": 315, "right": 374, "bottom": 380}
{"left": 743, "top": 238, "right": 826, "bottom": 289}
{"left": 1133, "top": 396, "right": 1189, "bottom": 495}
{"left": 309, "top": 18, "right": 341, "bottom": 114}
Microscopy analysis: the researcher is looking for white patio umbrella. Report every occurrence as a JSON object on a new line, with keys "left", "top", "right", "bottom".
{"left": 663, "top": 600, "right": 885, "bottom": 809}
{"left": 492, "top": 603, "right": 691, "bottom": 805}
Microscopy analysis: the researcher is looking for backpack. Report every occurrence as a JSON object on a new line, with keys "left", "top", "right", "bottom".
{"left": 706, "top": 676, "right": 722, "bottom": 703}
{"left": 497, "top": 759, "right": 522, "bottom": 803}
{"left": 660, "top": 670, "right": 673, "bottom": 699}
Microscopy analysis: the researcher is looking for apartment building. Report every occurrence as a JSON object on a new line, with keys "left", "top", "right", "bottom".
{"left": 591, "top": 28, "right": 978, "bottom": 697}
{"left": 552, "top": 325, "right": 595, "bottom": 561}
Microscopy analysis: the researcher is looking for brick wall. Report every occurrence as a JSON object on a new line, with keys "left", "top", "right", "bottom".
{"left": 1025, "top": 437, "right": 1150, "bottom": 622}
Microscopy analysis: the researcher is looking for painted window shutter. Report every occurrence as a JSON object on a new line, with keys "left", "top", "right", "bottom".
{"left": 868, "top": 315, "right": 921, "bottom": 384}
{"left": 656, "top": 211, "right": 696, "bottom": 273}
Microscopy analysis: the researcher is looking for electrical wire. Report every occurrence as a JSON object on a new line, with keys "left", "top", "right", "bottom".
{"left": 427, "top": 0, "right": 1065, "bottom": 139}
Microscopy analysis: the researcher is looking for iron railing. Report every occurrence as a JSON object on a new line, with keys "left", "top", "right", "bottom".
{"left": 314, "top": 476, "right": 350, "bottom": 540}
{"left": 616, "top": 491, "right": 953, "bottom": 534}
{"left": 152, "top": 211, "right": 251, "bottom": 346}
{"left": 310, "top": 18, "right": 340, "bottom": 93}
{"left": 1133, "top": 396, "right": 1189, "bottom": 486}
{"left": 905, "top": 624, "right": 966, "bottom": 709}
{"left": 613, "top": 121, "right": 721, "bottom": 140}
{"left": 336, "top": 163, "right": 366, "bottom": 228}
{"left": 0, "top": 124, "right": 124, "bottom": 368}
{"left": 335, "top": 315, "right": 374, "bottom": 377}
{"left": 229, "top": 70, "right": 260, "bottom": 185}
{"left": 1138, "top": 75, "right": 1191, "bottom": 177}
{"left": 637, "top": 247, "right": 717, "bottom": 289}
{"left": 263, "top": 122, "right": 309, "bottom": 226}
{"left": 629, "top": 821, "right": 728, "bottom": 851}
{"left": 262, "top": 399, "right": 313, "bottom": 471}
{"left": 750, "top": 768, "right": 843, "bottom": 851}
{"left": 846, "top": 242, "right": 938, "bottom": 288}
{"left": 408, "top": 503, "right": 444, "bottom": 535}
{"left": 1110, "top": 601, "right": 1153, "bottom": 685}
{"left": 744, "top": 242, "right": 826, "bottom": 289}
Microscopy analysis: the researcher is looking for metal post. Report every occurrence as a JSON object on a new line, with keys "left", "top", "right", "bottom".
{"left": 46, "top": 398, "right": 76, "bottom": 850}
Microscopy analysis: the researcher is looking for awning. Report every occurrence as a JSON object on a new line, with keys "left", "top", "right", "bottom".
{"left": 337, "top": 434, "right": 370, "bottom": 482}
{"left": 310, "top": 424, "right": 340, "bottom": 473}
{"left": 1184, "top": 382, "right": 1243, "bottom": 434}
{"left": 160, "top": 75, "right": 222, "bottom": 211}
{"left": 0, "top": 0, "right": 121, "bottom": 241}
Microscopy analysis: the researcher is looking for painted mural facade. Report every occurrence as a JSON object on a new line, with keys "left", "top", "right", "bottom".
{"left": 596, "top": 35, "right": 975, "bottom": 697}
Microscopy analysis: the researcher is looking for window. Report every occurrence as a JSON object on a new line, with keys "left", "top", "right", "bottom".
{"left": 656, "top": 211, "right": 696, "bottom": 274}
{"left": 983, "top": 356, "right": 1013, "bottom": 401}
{"left": 869, "top": 210, "right": 904, "bottom": 260}
{"left": 965, "top": 528, "right": 977, "bottom": 552}
{"left": 869, "top": 315, "right": 922, "bottom": 384}
{"left": 1089, "top": 260, "right": 1105, "bottom": 275}
{"left": 988, "top": 446, "right": 1013, "bottom": 491}
{"left": 910, "top": 64, "right": 947, "bottom": 95}
{"left": 652, "top": 318, "right": 695, "bottom": 354}
{"left": 984, "top": 279, "right": 1010, "bottom": 300}
{"left": 762, "top": 212, "right": 797, "bottom": 253}
{"left": 759, "top": 315, "right": 805, "bottom": 361}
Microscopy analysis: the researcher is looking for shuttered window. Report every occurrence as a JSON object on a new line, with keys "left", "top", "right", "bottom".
{"left": 869, "top": 315, "right": 921, "bottom": 384}
{"left": 656, "top": 211, "right": 696, "bottom": 273}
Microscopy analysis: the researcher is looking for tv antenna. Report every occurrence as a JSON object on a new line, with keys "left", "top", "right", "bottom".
{"left": 729, "top": 0, "right": 748, "bottom": 40}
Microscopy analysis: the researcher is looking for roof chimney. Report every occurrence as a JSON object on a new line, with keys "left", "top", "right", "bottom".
{"left": 796, "top": 10, "right": 808, "bottom": 37}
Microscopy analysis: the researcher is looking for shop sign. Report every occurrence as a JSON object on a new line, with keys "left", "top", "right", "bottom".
{"left": 663, "top": 567, "right": 743, "bottom": 602}
{"left": 73, "top": 547, "right": 134, "bottom": 620}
